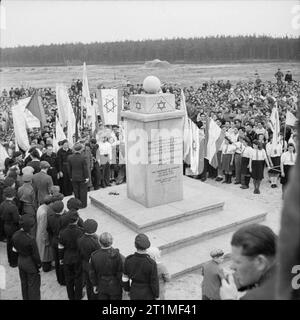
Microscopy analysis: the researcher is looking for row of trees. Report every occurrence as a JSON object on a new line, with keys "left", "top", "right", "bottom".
{"left": 1, "top": 35, "right": 299, "bottom": 67}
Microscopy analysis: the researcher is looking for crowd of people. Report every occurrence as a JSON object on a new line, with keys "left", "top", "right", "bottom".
{"left": 0, "top": 67, "right": 299, "bottom": 300}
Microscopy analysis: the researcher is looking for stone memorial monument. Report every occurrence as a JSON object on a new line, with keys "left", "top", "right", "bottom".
{"left": 121, "top": 76, "right": 185, "bottom": 207}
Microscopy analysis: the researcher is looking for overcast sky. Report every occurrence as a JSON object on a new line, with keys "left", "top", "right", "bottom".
{"left": 1, "top": 0, "right": 299, "bottom": 48}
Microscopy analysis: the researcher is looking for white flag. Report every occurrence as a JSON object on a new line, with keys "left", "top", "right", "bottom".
{"left": 11, "top": 98, "right": 30, "bottom": 151}
{"left": 286, "top": 110, "right": 297, "bottom": 127}
{"left": 82, "top": 62, "right": 95, "bottom": 131}
{"left": 56, "top": 84, "right": 69, "bottom": 127}
{"left": 0, "top": 143, "right": 8, "bottom": 170}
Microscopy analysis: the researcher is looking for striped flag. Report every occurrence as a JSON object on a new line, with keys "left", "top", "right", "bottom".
{"left": 26, "top": 91, "right": 47, "bottom": 127}
{"left": 189, "top": 120, "right": 205, "bottom": 175}
{"left": 206, "top": 118, "right": 225, "bottom": 169}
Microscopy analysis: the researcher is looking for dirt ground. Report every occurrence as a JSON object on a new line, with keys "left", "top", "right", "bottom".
{"left": 0, "top": 173, "right": 283, "bottom": 300}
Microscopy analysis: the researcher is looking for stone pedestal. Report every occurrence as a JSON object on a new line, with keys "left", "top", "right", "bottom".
{"left": 121, "top": 93, "right": 185, "bottom": 208}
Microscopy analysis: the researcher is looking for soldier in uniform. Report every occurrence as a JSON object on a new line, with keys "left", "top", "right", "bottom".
{"left": 12, "top": 215, "right": 41, "bottom": 300}
{"left": 67, "top": 143, "right": 89, "bottom": 208}
{"left": 201, "top": 249, "right": 226, "bottom": 300}
{"left": 122, "top": 233, "right": 159, "bottom": 300}
{"left": 0, "top": 187, "right": 20, "bottom": 267}
{"left": 89, "top": 232, "right": 124, "bottom": 300}
{"left": 47, "top": 200, "right": 65, "bottom": 285}
{"left": 77, "top": 219, "right": 100, "bottom": 300}
{"left": 58, "top": 210, "right": 84, "bottom": 300}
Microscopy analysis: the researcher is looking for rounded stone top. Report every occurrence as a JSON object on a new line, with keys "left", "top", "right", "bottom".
{"left": 143, "top": 76, "right": 161, "bottom": 94}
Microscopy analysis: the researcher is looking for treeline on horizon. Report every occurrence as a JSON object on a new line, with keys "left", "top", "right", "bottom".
{"left": 1, "top": 35, "right": 299, "bottom": 67}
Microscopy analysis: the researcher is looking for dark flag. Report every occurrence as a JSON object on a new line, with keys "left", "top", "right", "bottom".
{"left": 27, "top": 91, "right": 47, "bottom": 127}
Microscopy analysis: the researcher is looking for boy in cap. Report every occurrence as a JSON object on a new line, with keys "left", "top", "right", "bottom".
{"left": 89, "top": 232, "right": 124, "bottom": 300}
{"left": 58, "top": 209, "right": 84, "bottom": 300}
{"left": 12, "top": 215, "right": 41, "bottom": 300}
{"left": 60, "top": 197, "right": 84, "bottom": 230}
{"left": 201, "top": 249, "right": 226, "bottom": 300}
{"left": 77, "top": 219, "right": 100, "bottom": 300}
{"left": 47, "top": 200, "right": 65, "bottom": 285}
{"left": 0, "top": 187, "right": 20, "bottom": 267}
{"left": 32, "top": 161, "right": 53, "bottom": 207}
{"left": 122, "top": 233, "right": 159, "bottom": 300}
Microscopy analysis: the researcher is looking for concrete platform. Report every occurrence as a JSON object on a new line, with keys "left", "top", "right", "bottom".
{"left": 87, "top": 177, "right": 268, "bottom": 278}
{"left": 90, "top": 178, "right": 225, "bottom": 232}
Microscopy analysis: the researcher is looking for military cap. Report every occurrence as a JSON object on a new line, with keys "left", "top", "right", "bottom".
{"left": 22, "top": 173, "right": 33, "bottom": 182}
{"left": 43, "top": 194, "right": 53, "bottom": 205}
{"left": 40, "top": 161, "right": 50, "bottom": 169}
{"left": 3, "top": 186, "right": 16, "bottom": 198}
{"left": 13, "top": 151, "right": 22, "bottom": 158}
{"left": 51, "top": 193, "right": 64, "bottom": 202}
{"left": 210, "top": 249, "right": 224, "bottom": 258}
{"left": 22, "top": 166, "right": 34, "bottom": 175}
{"left": 20, "top": 215, "right": 34, "bottom": 232}
{"left": 3, "top": 177, "right": 15, "bottom": 188}
{"left": 51, "top": 200, "right": 64, "bottom": 213}
{"left": 135, "top": 233, "right": 151, "bottom": 250}
{"left": 67, "top": 197, "right": 82, "bottom": 210}
{"left": 67, "top": 210, "right": 79, "bottom": 223}
{"left": 73, "top": 143, "right": 83, "bottom": 153}
{"left": 83, "top": 219, "right": 98, "bottom": 234}
{"left": 99, "top": 232, "right": 113, "bottom": 247}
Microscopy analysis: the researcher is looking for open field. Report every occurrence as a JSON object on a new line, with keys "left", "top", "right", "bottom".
{"left": 1, "top": 62, "right": 299, "bottom": 90}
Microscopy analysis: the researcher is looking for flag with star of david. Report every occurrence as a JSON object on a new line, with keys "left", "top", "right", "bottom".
{"left": 96, "top": 89, "right": 122, "bottom": 125}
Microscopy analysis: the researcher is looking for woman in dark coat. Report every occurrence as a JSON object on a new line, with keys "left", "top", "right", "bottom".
{"left": 56, "top": 140, "right": 73, "bottom": 196}
{"left": 41, "top": 144, "right": 58, "bottom": 185}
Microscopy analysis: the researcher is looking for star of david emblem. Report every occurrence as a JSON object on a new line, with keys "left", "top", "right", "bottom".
{"left": 157, "top": 100, "right": 166, "bottom": 111}
{"left": 104, "top": 97, "right": 117, "bottom": 113}
{"left": 135, "top": 101, "right": 142, "bottom": 110}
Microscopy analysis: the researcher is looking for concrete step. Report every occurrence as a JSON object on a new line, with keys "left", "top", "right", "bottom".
{"left": 162, "top": 232, "right": 234, "bottom": 279}
{"left": 147, "top": 201, "right": 267, "bottom": 254}
{"left": 90, "top": 196, "right": 224, "bottom": 232}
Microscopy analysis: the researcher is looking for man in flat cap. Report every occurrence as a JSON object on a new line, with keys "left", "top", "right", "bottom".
{"left": 67, "top": 143, "right": 89, "bottom": 208}
{"left": 47, "top": 200, "right": 65, "bottom": 285}
{"left": 0, "top": 187, "right": 20, "bottom": 267}
{"left": 32, "top": 161, "right": 53, "bottom": 207}
{"left": 89, "top": 232, "right": 124, "bottom": 300}
{"left": 201, "top": 249, "right": 226, "bottom": 300}
{"left": 12, "top": 215, "right": 41, "bottom": 300}
{"left": 77, "top": 219, "right": 100, "bottom": 300}
{"left": 122, "top": 233, "right": 159, "bottom": 300}
{"left": 58, "top": 209, "right": 84, "bottom": 300}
